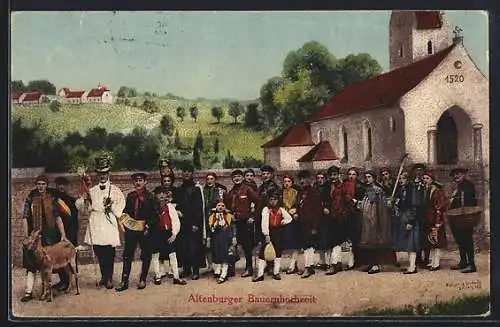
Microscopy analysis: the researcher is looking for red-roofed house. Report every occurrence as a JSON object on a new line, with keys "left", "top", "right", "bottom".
{"left": 59, "top": 87, "right": 85, "bottom": 104}
{"left": 83, "top": 86, "right": 113, "bottom": 103}
{"left": 18, "top": 91, "right": 47, "bottom": 105}
{"left": 11, "top": 91, "right": 23, "bottom": 104}
{"left": 262, "top": 10, "right": 488, "bottom": 176}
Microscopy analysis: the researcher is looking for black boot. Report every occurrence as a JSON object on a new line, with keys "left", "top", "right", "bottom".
{"left": 105, "top": 247, "right": 116, "bottom": 289}
{"left": 301, "top": 267, "right": 315, "bottom": 278}
{"left": 116, "top": 258, "right": 132, "bottom": 292}
{"left": 191, "top": 268, "right": 200, "bottom": 280}
{"left": 241, "top": 267, "right": 253, "bottom": 278}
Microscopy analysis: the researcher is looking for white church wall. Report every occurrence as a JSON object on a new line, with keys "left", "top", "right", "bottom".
{"left": 309, "top": 106, "right": 406, "bottom": 168}
{"left": 400, "top": 43, "right": 489, "bottom": 165}
{"left": 279, "top": 146, "right": 314, "bottom": 170}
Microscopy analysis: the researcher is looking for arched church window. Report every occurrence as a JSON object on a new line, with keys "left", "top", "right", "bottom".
{"left": 317, "top": 130, "right": 324, "bottom": 142}
{"left": 363, "top": 121, "right": 373, "bottom": 161}
{"left": 389, "top": 117, "right": 396, "bottom": 131}
{"left": 427, "top": 40, "right": 433, "bottom": 54}
{"left": 340, "top": 126, "right": 348, "bottom": 162}
{"left": 399, "top": 44, "right": 403, "bottom": 57}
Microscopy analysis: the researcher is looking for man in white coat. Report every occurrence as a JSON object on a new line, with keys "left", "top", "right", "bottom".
{"left": 76, "top": 157, "right": 125, "bottom": 289}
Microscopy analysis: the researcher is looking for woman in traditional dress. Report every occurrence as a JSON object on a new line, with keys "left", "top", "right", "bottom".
{"left": 391, "top": 172, "right": 421, "bottom": 274}
{"left": 358, "top": 170, "right": 393, "bottom": 274}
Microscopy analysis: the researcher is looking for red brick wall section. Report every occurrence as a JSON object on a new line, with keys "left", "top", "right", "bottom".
{"left": 10, "top": 167, "right": 489, "bottom": 267}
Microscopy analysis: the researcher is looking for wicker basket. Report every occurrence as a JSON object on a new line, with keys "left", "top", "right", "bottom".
{"left": 445, "top": 206, "right": 482, "bottom": 230}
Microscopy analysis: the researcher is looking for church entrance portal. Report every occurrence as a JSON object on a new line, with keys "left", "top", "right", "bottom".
{"left": 435, "top": 106, "right": 474, "bottom": 165}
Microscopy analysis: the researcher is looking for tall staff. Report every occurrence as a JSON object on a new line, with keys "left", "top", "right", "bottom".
{"left": 77, "top": 167, "right": 100, "bottom": 287}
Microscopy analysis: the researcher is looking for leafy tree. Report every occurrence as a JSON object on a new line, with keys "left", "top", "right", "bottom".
{"left": 174, "top": 130, "right": 182, "bottom": 149}
{"left": 337, "top": 53, "right": 382, "bottom": 86}
{"left": 132, "top": 100, "right": 138, "bottom": 107}
{"left": 84, "top": 127, "right": 108, "bottom": 151}
{"left": 11, "top": 80, "right": 26, "bottom": 92}
{"left": 190, "top": 105, "right": 199, "bottom": 122}
{"left": 49, "top": 100, "right": 61, "bottom": 113}
{"left": 244, "top": 103, "right": 261, "bottom": 128}
{"left": 124, "top": 98, "right": 131, "bottom": 106}
{"left": 26, "top": 80, "right": 56, "bottom": 95}
{"left": 176, "top": 106, "right": 186, "bottom": 122}
{"left": 213, "top": 138, "right": 220, "bottom": 154}
{"left": 193, "top": 147, "right": 201, "bottom": 169}
{"left": 117, "top": 86, "right": 129, "bottom": 98}
{"left": 63, "top": 131, "right": 85, "bottom": 147}
{"left": 222, "top": 150, "right": 237, "bottom": 169}
{"left": 106, "top": 132, "right": 125, "bottom": 149}
{"left": 259, "top": 76, "right": 285, "bottom": 128}
{"left": 194, "top": 130, "right": 204, "bottom": 151}
{"left": 144, "top": 91, "right": 151, "bottom": 97}
{"left": 127, "top": 88, "right": 138, "bottom": 97}
{"left": 159, "top": 114, "right": 176, "bottom": 137}
{"left": 211, "top": 106, "right": 224, "bottom": 123}
{"left": 141, "top": 99, "right": 159, "bottom": 113}
{"left": 228, "top": 102, "right": 244, "bottom": 124}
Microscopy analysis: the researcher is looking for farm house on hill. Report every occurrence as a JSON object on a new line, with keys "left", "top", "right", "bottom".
{"left": 59, "top": 88, "right": 86, "bottom": 104}
{"left": 11, "top": 91, "right": 23, "bottom": 104}
{"left": 18, "top": 91, "right": 47, "bottom": 105}
{"left": 84, "top": 86, "right": 113, "bottom": 103}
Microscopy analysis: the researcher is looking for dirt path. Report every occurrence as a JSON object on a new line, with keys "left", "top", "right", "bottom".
{"left": 11, "top": 250, "right": 489, "bottom": 318}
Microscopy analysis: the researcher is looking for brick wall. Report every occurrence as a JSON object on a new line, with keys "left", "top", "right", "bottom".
{"left": 10, "top": 166, "right": 489, "bottom": 267}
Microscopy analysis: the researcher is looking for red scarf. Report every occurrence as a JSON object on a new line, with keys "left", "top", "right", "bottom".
{"left": 159, "top": 206, "right": 172, "bottom": 230}
{"left": 269, "top": 207, "right": 282, "bottom": 227}
{"left": 134, "top": 188, "right": 145, "bottom": 218}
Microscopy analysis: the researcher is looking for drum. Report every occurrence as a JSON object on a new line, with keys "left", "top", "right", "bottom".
{"left": 445, "top": 206, "right": 482, "bottom": 230}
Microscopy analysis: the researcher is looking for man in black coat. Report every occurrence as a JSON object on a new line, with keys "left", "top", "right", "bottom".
{"left": 51, "top": 176, "right": 79, "bottom": 291}
{"left": 449, "top": 168, "right": 478, "bottom": 273}
{"left": 176, "top": 164, "right": 206, "bottom": 280}
{"left": 411, "top": 163, "right": 429, "bottom": 268}
{"left": 116, "top": 172, "right": 158, "bottom": 291}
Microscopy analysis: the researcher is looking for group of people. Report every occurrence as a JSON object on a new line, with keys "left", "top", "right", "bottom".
{"left": 19, "top": 157, "right": 479, "bottom": 302}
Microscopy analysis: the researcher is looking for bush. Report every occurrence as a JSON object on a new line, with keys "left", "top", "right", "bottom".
{"left": 49, "top": 101, "right": 61, "bottom": 113}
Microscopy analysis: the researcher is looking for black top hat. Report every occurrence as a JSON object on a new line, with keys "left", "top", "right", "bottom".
{"left": 297, "top": 170, "right": 311, "bottom": 179}
{"left": 95, "top": 157, "right": 111, "bottom": 173}
{"left": 449, "top": 168, "right": 468, "bottom": 176}
{"left": 412, "top": 163, "right": 426, "bottom": 171}
{"left": 54, "top": 176, "right": 69, "bottom": 185}
{"left": 131, "top": 172, "right": 147, "bottom": 180}
{"left": 327, "top": 165, "right": 340, "bottom": 175}
{"left": 260, "top": 164, "right": 275, "bottom": 173}
{"left": 231, "top": 169, "right": 244, "bottom": 177}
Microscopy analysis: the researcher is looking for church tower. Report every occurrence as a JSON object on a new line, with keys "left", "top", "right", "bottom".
{"left": 389, "top": 11, "right": 454, "bottom": 71}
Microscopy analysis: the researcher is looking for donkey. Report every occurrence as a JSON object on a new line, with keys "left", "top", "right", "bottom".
{"left": 22, "top": 230, "right": 80, "bottom": 302}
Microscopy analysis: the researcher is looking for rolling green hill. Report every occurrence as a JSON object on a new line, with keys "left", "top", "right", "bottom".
{"left": 11, "top": 98, "right": 271, "bottom": 161}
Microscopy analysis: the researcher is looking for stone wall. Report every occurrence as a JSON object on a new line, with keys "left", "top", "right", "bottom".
{"left": 10, "top": 166, "right": 489, "bottom": 267}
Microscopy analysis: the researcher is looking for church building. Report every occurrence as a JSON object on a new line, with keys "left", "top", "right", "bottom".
{"left": 262, "top": 11, "right": 488, "bottom": 172}
{"left": 261, "top": 11, "right": 489, "bottom": 229}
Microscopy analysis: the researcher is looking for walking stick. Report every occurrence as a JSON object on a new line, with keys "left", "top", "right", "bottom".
{"left": 77, "top": 167, "right": 100, "bottom": 288}
{"left": 391, "top": 153, "right": 409, "bottom": 200}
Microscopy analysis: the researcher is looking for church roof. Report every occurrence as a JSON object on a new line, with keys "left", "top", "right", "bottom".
{"left": 297, "top": 141, "right": 339, "bottom": 162}
{"left": 261, "top": 122, "right": 314, "bottom": 148}
{"left": 415, "top": 11, "right": 443, "bottom": 30}
{"left": 307, "top": 44, "right": 456, "bottom": 122}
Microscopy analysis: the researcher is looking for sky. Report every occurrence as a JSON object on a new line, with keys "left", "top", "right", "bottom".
{"left": 11, "top": 11, "right": 488, "bottom": 100}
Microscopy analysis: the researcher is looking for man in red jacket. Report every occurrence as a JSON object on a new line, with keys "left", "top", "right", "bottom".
{"left": 296, "top": 170, "right": 322, "bottom": 278}
{"left": 225, "top": 170, "right": 261, "bottom": 278}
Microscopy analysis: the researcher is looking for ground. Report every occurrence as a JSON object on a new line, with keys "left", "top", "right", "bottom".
{"left": 10, "top": 250, "right": 489, "bottom": 318}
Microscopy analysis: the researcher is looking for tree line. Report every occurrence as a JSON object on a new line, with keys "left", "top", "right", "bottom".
{"left": 11, "top": 80, "right": 57, "bottom": 95}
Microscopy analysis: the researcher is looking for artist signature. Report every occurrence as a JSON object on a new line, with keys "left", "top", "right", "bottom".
{"left": 446, "top": 280, "right": 482, "bottom": 290}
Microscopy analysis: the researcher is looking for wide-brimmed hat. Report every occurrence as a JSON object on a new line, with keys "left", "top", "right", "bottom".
{"left": 449, "top": 168, "right": 468, "bottom": 176}
{"left": 131, "top": 172, "right": 147, "bottom": 180}
{"left": 260, "top": 164, "right": 275, "bottom": 173}
{"left": 364, "top": 169, "right": 378, "bottom": 180}
{"left": 35, "top": 175, "right": 49, "bottom": 184}
{"left": 412, "top": 163, "right": 426, "bottom": 171}
{"left": 95, "top": 157, "right": 111, "bottom": 173}
{"left": 231, "top": 169, "right": 244, "bottom": 177}
{"left": 297, "top": 170, "right": 311, "bottom": 179}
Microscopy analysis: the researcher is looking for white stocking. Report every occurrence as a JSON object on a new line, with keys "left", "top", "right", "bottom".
{"left": 433, "top": 248, "right": 441, "bottom": 268}
{"left": 273, "top": 258, "right": 281, "bottom": 275}
{"left": 26, "top": 271, "right": 35, "bottom": 294}
{"left": 288, "top": 251, "right": 298, "bottom": 270}
{"left": 151, "top": 253, "right": 161, "bottom": 278}
{"left": 408, "top": 252, "right": 416, "bottom": 272}
{"left": 331, "top": 246, "right": 342, "bottom": 265}
{"left": 169, "top": 253, "right": 180, "bottom": 279}
{"left": 220, "top": 263, "right": 228, "bottom": 279}
{"left": 214, "top": 263, "right": 222, "bottom": 275}
{"left": 257, "top": 259, "right": 266, "bottom": 277}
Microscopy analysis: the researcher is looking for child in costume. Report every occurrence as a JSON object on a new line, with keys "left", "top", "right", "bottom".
{"left": 206, "top": 200, "right": 237, "bottom": 284}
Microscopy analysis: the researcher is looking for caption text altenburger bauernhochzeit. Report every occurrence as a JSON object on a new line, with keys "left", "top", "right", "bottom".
{"left": 188, "top": 293, "right": 318, "bottom": 305}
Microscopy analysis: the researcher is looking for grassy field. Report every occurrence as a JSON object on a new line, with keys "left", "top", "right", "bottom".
{"left": 11, "top": 97, "right": 271, "bottom": 160}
